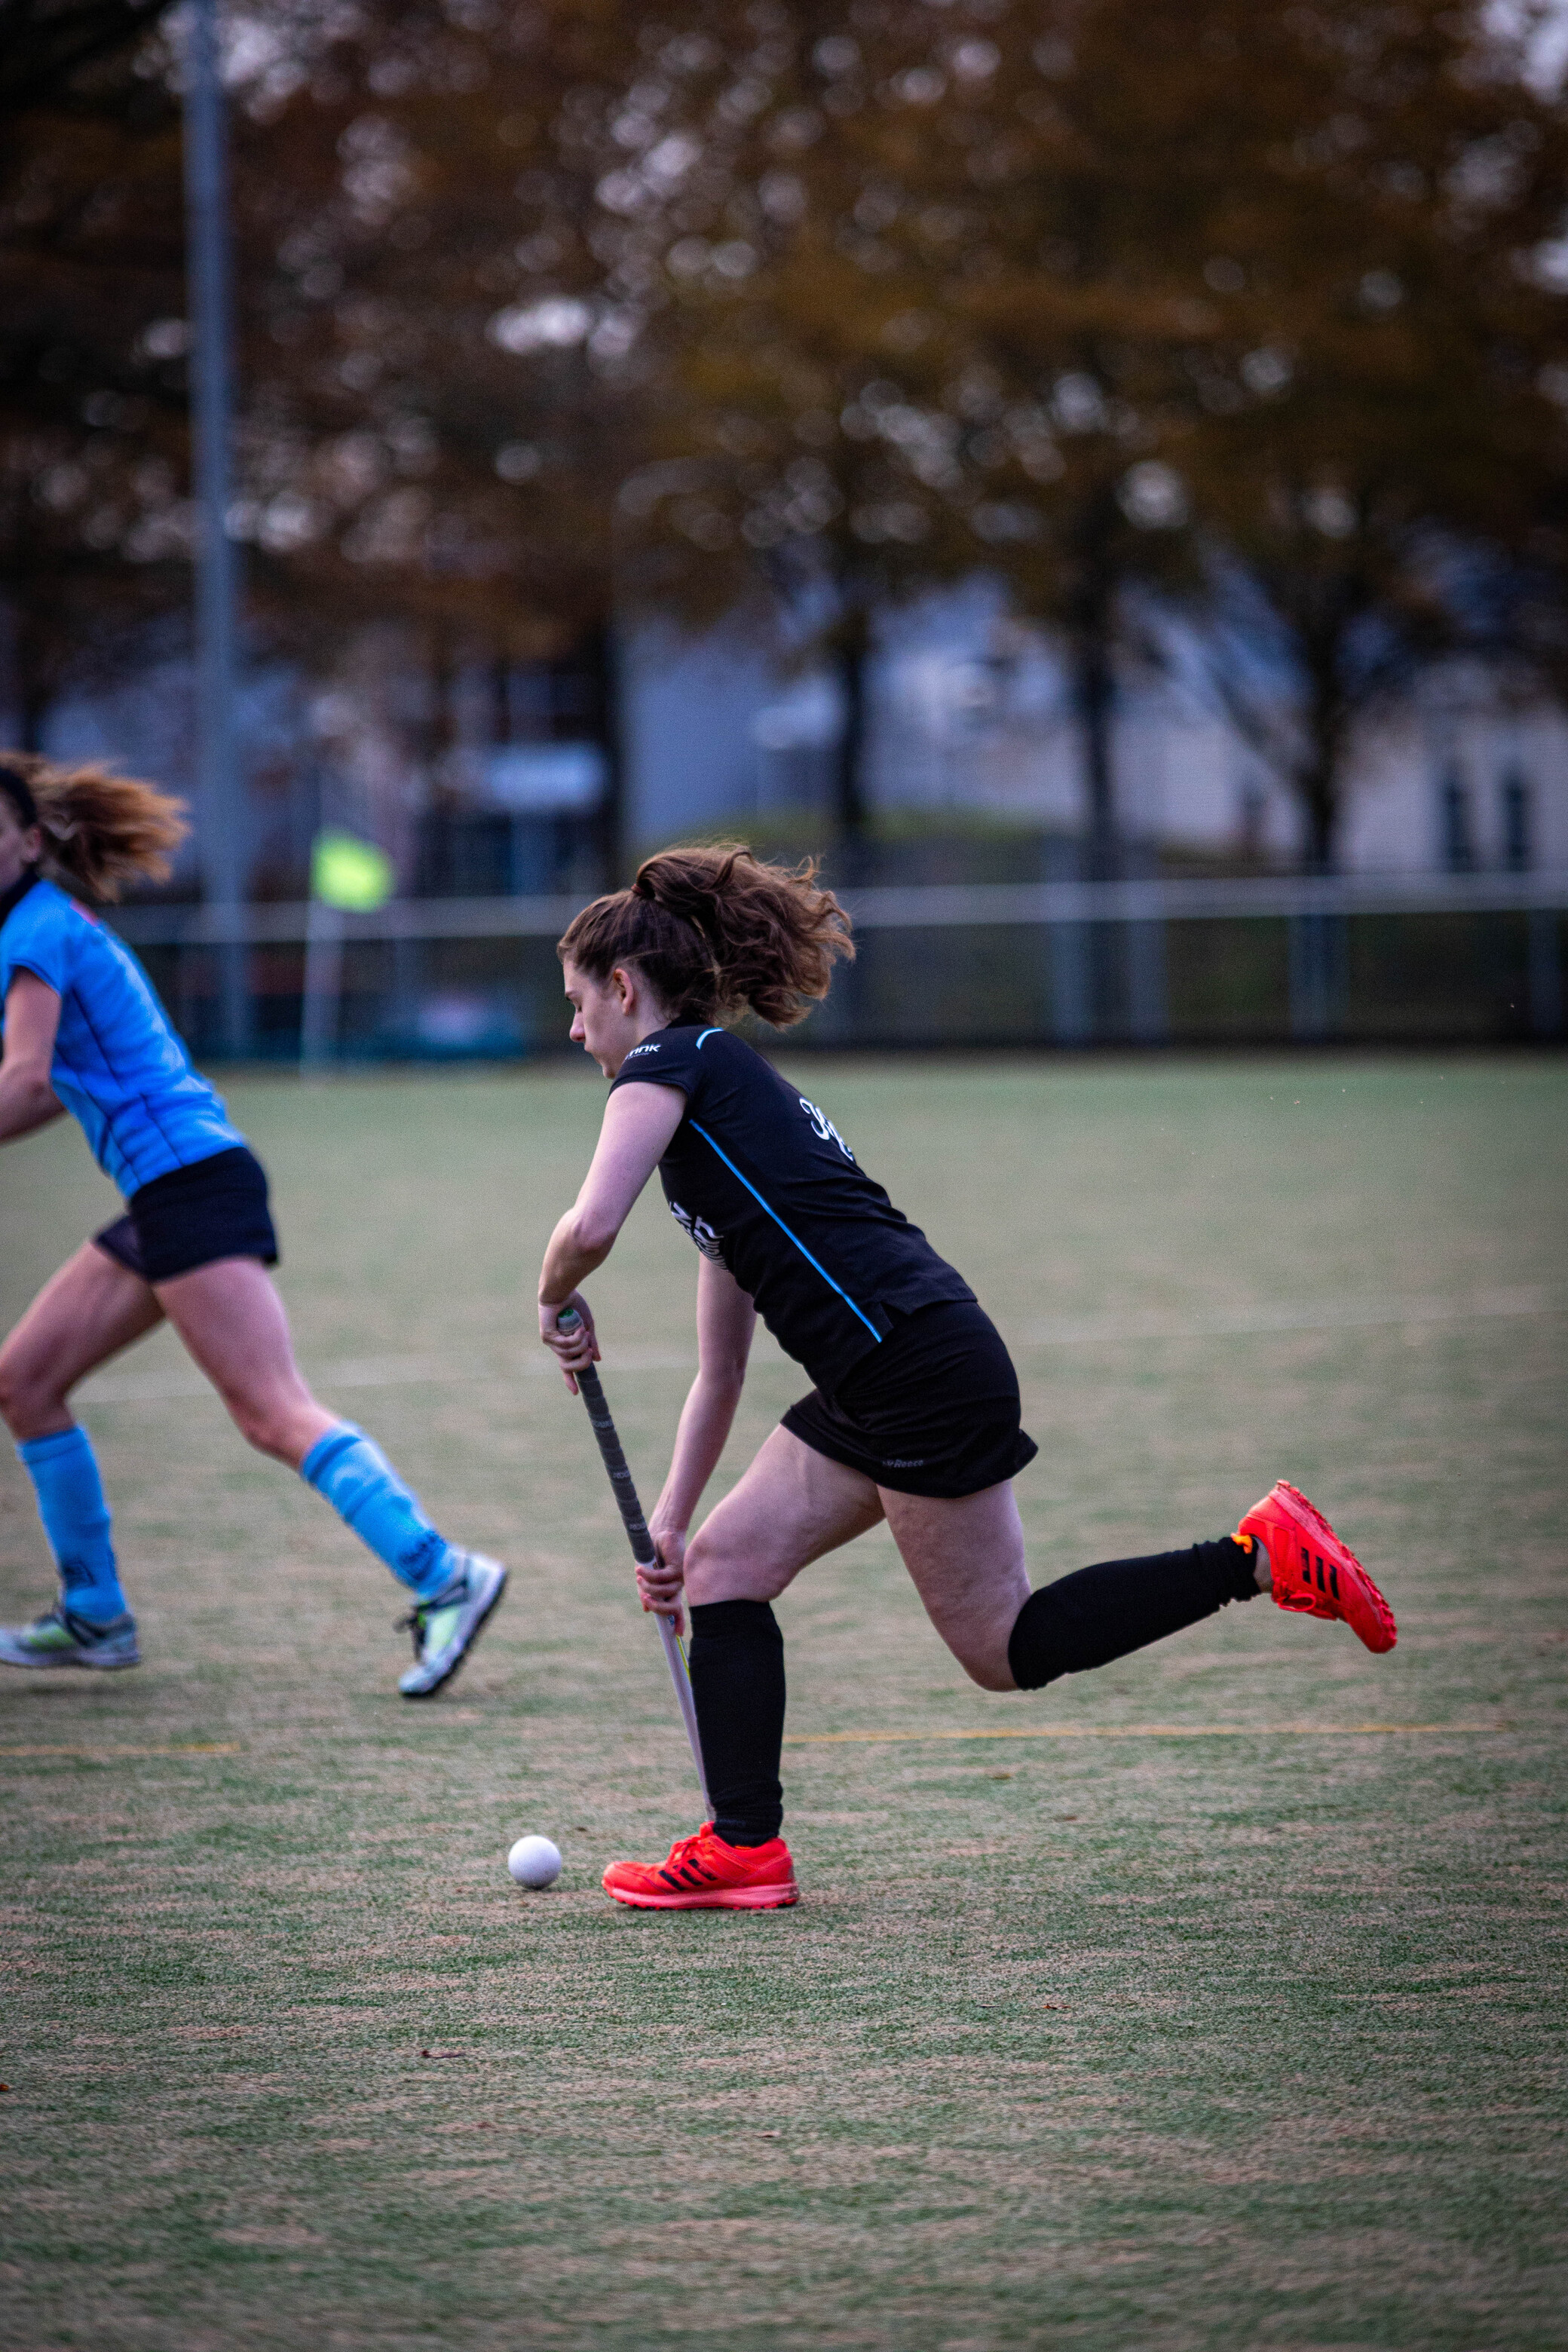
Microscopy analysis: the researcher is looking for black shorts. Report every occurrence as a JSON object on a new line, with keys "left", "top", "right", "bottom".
{"left": 93, "top": 1147, "right": 279, "bottom": 1285}
{"left": 782, "top": 1300, "right": 1037, "bottom": 1499}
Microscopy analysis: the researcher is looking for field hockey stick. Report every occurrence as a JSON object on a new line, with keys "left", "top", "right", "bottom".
{"left": 556, "top": 1309, "right": 712, "bottom": 1819}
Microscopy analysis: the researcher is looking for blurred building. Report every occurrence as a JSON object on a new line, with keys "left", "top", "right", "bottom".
{"left": 20, "top": 625, "right": 610, "bottom": 903}
{"left": 16, "top": 589, "right": 1567, "bottom": 889}
{"left": 623, "top": 588, "right": 1568, "bottom": 876}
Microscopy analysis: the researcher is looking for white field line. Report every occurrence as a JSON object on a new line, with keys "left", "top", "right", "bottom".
{"left": 72, "top": 1288, "right": 1563, "bottom": 1406}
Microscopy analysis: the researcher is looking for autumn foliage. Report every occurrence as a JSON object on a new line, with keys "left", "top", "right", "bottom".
{"left": 2, "top": 0, "right": 1566, "bottom": 861}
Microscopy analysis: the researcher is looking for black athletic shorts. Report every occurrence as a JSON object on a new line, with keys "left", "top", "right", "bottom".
{"left": 781, "top": 1298, "right": 1037, "bottom": 1499}
{"left": 93, "top": 1146, "right": 279, "bottom": 1285}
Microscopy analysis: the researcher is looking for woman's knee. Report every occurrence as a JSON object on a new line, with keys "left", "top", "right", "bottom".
{"left": 683, "top": 1524, "right": 740, "bottom": 1603}
{"left": 956, "top": 1646, "right": 1018, "bottom": 1694}
{"left": 225, "top": 1392, "right": 305, "bottom": 1462}
{"left": 684, "top": 1522, "right": 787, "bottom": 1607}
{"left": 0, "top": 1346, "right": 58, "bottom": 1437}
{"left": 933, "top": 1613, "right": 1018, "bottom": 1692}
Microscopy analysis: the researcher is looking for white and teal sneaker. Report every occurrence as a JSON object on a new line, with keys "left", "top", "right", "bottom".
{"left": 0, "top": 1602, "right": 141, "bottom": 1671}
{"left": 397, "top": 1553, "right": 507, "bottom": 1699}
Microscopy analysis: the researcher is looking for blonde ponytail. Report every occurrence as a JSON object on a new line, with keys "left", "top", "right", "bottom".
{"left": 0, "top": 754, "right": 188, "bottom": 902}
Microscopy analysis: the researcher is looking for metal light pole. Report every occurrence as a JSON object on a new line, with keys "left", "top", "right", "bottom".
{"left": 182, "top": 0, "right": 250, "bottom": 1057}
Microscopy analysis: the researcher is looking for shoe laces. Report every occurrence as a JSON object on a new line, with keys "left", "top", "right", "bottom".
{"left": 395, "top": 1570, "right": 468, "bottom": 1639}
{"left": 37, "top": 1601, "right": 115, "bottom": 1643}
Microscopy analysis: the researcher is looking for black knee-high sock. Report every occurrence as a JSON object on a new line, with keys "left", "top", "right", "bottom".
{"left": 1007, "top": 1538, "right": 1259, "bottom": 1691}
{"left": 688, "top": 1599, "right": 786, "bottom": 1845}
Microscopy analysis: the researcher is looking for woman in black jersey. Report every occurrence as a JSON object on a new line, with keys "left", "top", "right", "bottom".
{"left": 538, "top": 846, "right": 1397, "bottom": 1912}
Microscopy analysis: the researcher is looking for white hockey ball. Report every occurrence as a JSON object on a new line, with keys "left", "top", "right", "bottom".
{"left": 507, "top": 1835, "right": 562, "bottom": 1890}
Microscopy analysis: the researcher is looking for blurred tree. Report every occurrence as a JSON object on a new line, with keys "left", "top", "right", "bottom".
{"left": 0, "top": 1, "right": 190, "bottom": 746}
{"left": 222, "top": 9, "right": 611, "bottom": 654}
{"left": 907, "top": 0, "right": 1211, "bottom": 881}
{"left": 1, "top": 1, "right": 652, "bottom": 869}
{"left": 575, "top": 0, "right": 1568, "bottom": 871}
{"left": 202, "top": 1, "right": 650, "bottom": 871}
{"left": 564, "top": 3, "right": 1006, "bottom": 844}
{"left": 6, "top": 0, "right": 1563, "bottom": 891}
{"left": 838, "top": 0, "right": 1568, "bottom": 870}
{"left": 0, "top": 0, "right": 176, "bottom": 118}
{"left": 1163, "top": 0, "right": 1568, "bottom": 867}
{"left": 554, "top": 0, "right": 1211, "bottom": 860}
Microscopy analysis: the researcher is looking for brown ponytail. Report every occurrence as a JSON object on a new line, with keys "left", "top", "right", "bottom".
{"left": 559, "top": 844, "right": 853, "bottom": 1029}
{"left": 0, "top": 754, "right": 188, "bottom": 902}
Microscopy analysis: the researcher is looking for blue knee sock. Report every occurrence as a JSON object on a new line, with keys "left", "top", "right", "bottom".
{"left": 299, "top": 1423, "right": 456, "bottom": 1599}
{"left": 17, "top": 1426, "right": 129, "bottom": 1624}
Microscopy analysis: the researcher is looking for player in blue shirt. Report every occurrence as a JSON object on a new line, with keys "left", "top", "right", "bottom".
{"left": 536, "top": 846, "right": 1397, "bottom": 1911}
{"left": 0, "top": 754, "right": 504, "bottom": 1694}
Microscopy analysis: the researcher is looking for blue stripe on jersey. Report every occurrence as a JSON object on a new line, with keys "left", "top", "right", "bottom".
{"left": 689, "top": 1120, "right": 883, "bottom": 1343}
{"left": 695, "top": 1027, "right": 721, "bottom": 1049}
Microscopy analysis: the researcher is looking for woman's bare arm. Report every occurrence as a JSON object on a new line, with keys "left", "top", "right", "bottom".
{"left": 537, "top": 1081, "right": 687, "bottom": 1385}
{"left": 635, "top": 1254, "right": 758, "bottom": 1622}
{"left": 0, "top": 973, "right": 65, "bottom": 1146}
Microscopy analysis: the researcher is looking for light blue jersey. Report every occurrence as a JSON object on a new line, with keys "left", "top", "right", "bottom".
{"left": 0, "top": 874, "right": 245, "bottom": 1196}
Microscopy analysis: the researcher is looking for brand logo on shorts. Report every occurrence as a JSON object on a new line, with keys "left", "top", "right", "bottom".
{"left": 882, "top": 1456, "right": 926, "bottom": 1468}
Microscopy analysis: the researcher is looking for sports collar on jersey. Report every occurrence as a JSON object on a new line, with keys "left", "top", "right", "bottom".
{"left": 0, "top": 868, "right": 41, "bottom": 931}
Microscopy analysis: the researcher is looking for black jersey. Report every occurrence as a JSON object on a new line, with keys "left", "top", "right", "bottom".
{"left": 609, "top": 1024, "right": 973, "bottom": 1390}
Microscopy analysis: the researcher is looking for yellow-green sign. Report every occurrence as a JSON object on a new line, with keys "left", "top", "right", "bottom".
{"left": 311, "top": 829, "right": 394, "bottom": 913}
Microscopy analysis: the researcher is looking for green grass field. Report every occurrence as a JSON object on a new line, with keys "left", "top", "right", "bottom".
{"left": 2, "top": 1053, "right": 1564, "bottom": 2352}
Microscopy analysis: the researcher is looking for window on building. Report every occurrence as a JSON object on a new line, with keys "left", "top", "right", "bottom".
{"left": 1440, "top": 769, "right": 1474, "bottom": 872}
{"left": 1500, "top": 770, "right": 1532, "bottom": 871}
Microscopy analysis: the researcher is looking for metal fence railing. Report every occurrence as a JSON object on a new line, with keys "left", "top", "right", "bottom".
{"left": 109, "top": 871, "right": 1568, "bottom": 1058}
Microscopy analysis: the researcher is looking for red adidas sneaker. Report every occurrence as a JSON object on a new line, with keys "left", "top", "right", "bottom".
{"left": 602, "top": 1824, "right": 799, "bottom": 1911}
{"left": 1237, "top": 1480, "right": 1396, "bottom": 1654}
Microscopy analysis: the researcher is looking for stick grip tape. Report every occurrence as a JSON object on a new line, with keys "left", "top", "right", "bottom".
{"left": 558, "top": 1312, "right": 656, "bottom": 1565}
{"left": 575, "top": 1364, "right": 657, "bottom": 1566}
